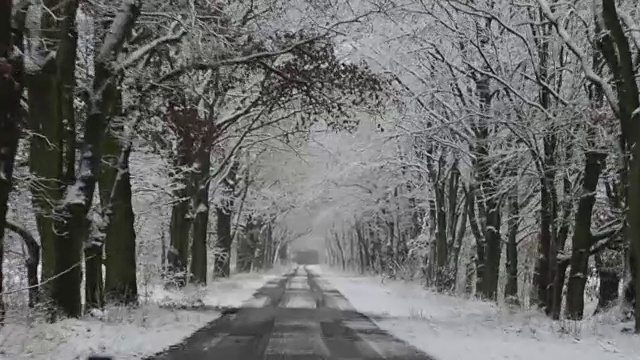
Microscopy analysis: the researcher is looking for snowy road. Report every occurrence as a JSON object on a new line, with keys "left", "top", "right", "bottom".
{"left": 145, "top": 266, "right": 434, "bottom": 360}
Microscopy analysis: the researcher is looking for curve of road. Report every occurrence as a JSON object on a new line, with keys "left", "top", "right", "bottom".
{"left": 144, "top": 266, "right": 435, "bottom": 360}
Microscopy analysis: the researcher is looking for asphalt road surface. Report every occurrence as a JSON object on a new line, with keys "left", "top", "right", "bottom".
{"left": 145, "top": 266, "right": 435, "bottom": 360}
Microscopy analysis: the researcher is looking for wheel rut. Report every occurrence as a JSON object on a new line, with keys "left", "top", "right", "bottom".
{"left": 144, "top": 266, "right": 436, "bottom": 360}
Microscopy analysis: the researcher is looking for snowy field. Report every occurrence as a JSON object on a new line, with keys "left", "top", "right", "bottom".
{"left": 315, "top": 266, "right": 640, "bottom": 360}
{"left": 0, "top": 270, "right": 282, "bottom": 360}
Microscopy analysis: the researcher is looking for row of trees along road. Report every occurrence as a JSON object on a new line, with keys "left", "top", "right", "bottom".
{"left": 0, "top": 0, "right": 383, "bottom": 322}
{"left": 301, "top": 0, "right": 640, "bottom": 333}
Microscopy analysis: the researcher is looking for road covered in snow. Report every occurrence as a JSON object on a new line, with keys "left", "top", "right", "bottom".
{"left": 146, "top": 266, "right": 433, "bottom": 360}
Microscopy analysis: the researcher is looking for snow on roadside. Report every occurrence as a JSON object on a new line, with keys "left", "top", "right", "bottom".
{"left": 0, "top": 270, "right": 284, "bottom": 360}
{"left": 316, "top": 266, "right": 640, "bottom": 360}
{"left": 143, "top": 270, "right": 283, "bottom": 309}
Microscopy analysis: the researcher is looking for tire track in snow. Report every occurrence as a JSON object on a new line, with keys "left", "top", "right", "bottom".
{"left": 145, "top": 265, "right": 436, "bottom": 359}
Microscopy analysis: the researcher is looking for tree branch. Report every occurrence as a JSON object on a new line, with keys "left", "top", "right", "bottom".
{"left": 537, "top": 0, "right": 620, "bottom": 115}
{"left": 5, "top": 219, "right": 39, "bottom": 265}
{"left": 151, "top": 36, "right": 322, "bottom": 86}
{"left": 117, "top": 27, "right": 187, "bottom": 71}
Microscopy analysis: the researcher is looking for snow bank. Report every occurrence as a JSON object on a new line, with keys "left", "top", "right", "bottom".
{"left": 318, "top": 266, "right": 640, "bottom": 360}
{"left": 0, "top": 270, "right": 282, "bottom": 360}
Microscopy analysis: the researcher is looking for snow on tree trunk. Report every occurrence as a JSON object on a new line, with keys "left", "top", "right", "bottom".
{"left": 0, "top": 0, "right": 26, "bottom": 324}
{"left": 472, "top": 19, "right": 502, "bottom": 299}
{"left": 168, "top": 177, "right": 192, "bottom": 286}
{"left": 597, "top": 0, "right": 640, "bottom": 332}
{"left": 22, "top": 0, "right": 79, "bottom": 314}
{"left": 5, "top": 220, "right": 40, "bottom": 307}
{"left": 531, "top": 12, "right": 558, "bottom": 315}
{"left": 190, "top": 152, "right": 210, "bottom": 285}
{"left": 51, "top": 0, "right": 141, "bottom": 318}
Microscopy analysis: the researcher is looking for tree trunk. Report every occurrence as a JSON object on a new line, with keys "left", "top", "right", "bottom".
{"left": 349, "top": 232, "right": 356, "bottom": 270}
{"left": 88, "top": 65, "right": 113, "bottom": 309}
{"left": 630, "top": 141, "right": 640, "bottom": 332}
{"left": 565, "top": 151, "right": 607, "bottom": 319}
{"left": 27, "top": 64, "right": 63, "bottom": 301}
{"left": 214, "top": 215, "right": 230, "bottom": 277}
{"left": 529, "top": 11, "right": 558, "bottom": 315}
{"left": 386, "top": 217, "right": 395, "bottom": 276}
{"left": 214, "top": 202, "right": 233, "bottom": 277}
{"left": 505, "top": 191, "right": 519, "bottom": 305}
{"left": 451, "top": 195, "right": 467, "bottom": 286}
{"left": 355, "top": 222, "right": 370, "bottom": 272}
{"left": 27, "top": 0, "right": 79, "bottom": 313}
{"left": 238, "top": 217, "right": 259, "bottom": 272}
{"left": 260, "top": 223, "right": 271, "bottom": 270}
{"left": 465, "top": 249, "right": 476, "bottom": 295}
{"left": 594, "top": 253, "right": 621, "bottom": 314}
{"left": 467, "top": 186, "right": 485, "bottom": 294}
{"left": 550, "top": 168, "right": 573, "bottom": 319}
{"left": 28, "top": 2, "right": 60, "bottom": 290}
{"left": 472, "top": 27, "right": 502, "bottom": 299}
{"left": 37, "top": 0, "right": 77, "bottom": 317}
{"left": 435, "top": 165, "right": 448, "bottom": 291}
{"left": 52, "top": 204, "right": 84, "bottom": 317}
{"left": 0, "top": 0, "right": 26, "bottom": 323}
{"left": 214, "top": 161, "right": 238, "bottom": 277}
{"left": 168, "top": 182, "right": 191, "bottom": 286}
{"left": 480, "top": 192, "right": 501, "bottom": 300}
{"left": 100, "top": 118, "right": 138, "bottom": 305}
{"left": 190, "top": 153, "right": 210, "bottom": 285}
{"left": 5, "top": 221, "right": 40, "bottom": 307}
{"left": 596, "top": 0, "right": 640, "bottom": 332}
{"left": 237, "top": 234, "right": 253, "bottom": 272}
{"left": 552, "top": 261, "right": 569, "bottom": 319}
{"left": 334, "top": 232, "right": 346, "bottom": 270}
{"left": 57, "top": 0, "right": 77, "bottom": 188}
{"left": 84, "top": 244, "right": 104, "bottom": 310}
{"left": 597, "top": 269, "right": 620, "bottom": 313}
{"left": 535, "top": 147, "right": 557, "bottom": 316}
{"left": 166, "top": 105, "right": 201, "bottom": 286}
{"left": 51, "top": 0, "right": 140, "bottom": 318}
{"left": 447, "top": 162, "right": 462, "bottom": 290}
{"left": 473, "top": 134, "right": 502, "bottom": 300}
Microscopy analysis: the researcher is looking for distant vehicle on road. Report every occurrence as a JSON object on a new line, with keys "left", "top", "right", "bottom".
{"left": 294, "top": 249, "right": 320, "bottom": 265}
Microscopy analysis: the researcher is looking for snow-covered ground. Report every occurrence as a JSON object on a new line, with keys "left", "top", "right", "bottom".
{"left": 316, "top": 266, "right": 640, "bottom": 360}
{"left": 0, "top": 270, "right": 283, "bottom": 360}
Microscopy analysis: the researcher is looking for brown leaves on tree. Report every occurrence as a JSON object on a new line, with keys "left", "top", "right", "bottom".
{"left": 258, "top": 32, "right": 386, "bottom": 131}
{"left": 167, "top": 102, "right": 221, "bottom": 166}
